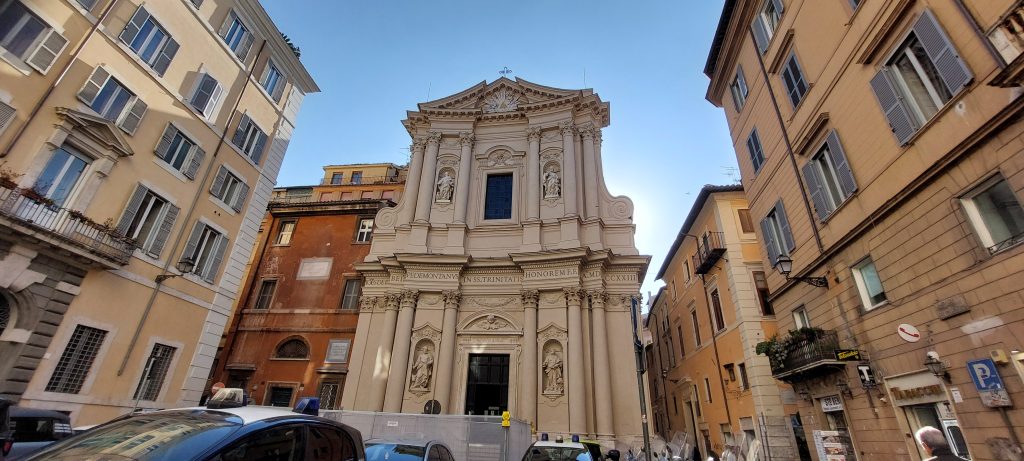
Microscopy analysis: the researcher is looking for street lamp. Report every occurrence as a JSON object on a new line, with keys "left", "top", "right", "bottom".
{"left": 773, "top": 255, "right": 829, "bottom": 288}
{"left": 923, "top": 352, "right": 951, "bottom": 383}
{"left": 155, "top": 257, "right": 196, "bottom": 283}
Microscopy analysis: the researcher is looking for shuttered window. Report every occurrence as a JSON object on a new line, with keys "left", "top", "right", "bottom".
{"left": 190, "top": 73, "right": 223, "bottom": 119}
{"left": 691, "top": 309, "right": 701, "bottom": 347}
{"left": 154, "top": 124, "right": 204, "bottom": 179}
{"left": 870, "top": 9, "right": 971, "bottom": 145}
{"left": 182, "top": 222, "right": 228, "bottom": 283}
{"left": 210, "top": 166, "right": 249, "bottom": 212}
{"left": 484, "top": 173, "right": 513, "bottom": 220}
{"left": 0, "top": 101, "right": 16, "bottom": 137}
{"left": 133, "top": 343, "right": 176, "bottom": 401}
{"left": 746, "top": 129, "right": 765, "bottom": 173}
{"left": 751, "top": 0, "right": 784, "bottom": 54}
{"left": 260, "top": 60, "right": 287, "bottom": 102}
{"left": 341, "top": 279, "right": 360, "bottom": 309}
{"left": 220, "top": 11, "right": 254, "bottom": 61}
{"left": 759, "top": 200, "right": 795, "bottom": 265}
{"left": 730, "top": 67, "right": 748, "bottom": 112}
{"left": 0, "top": 1, "right": 68, "bottom": 74}
{"left": 231, "top": 114, "right": 268, "bottom": 163}
{"left": 781, "top": 52, "right": 808, "bottom": 107}
{"left": 120, "top": 6, "right": 179, "bottom": 76}
{"left": 711, "top": 289, "right": 726, "bottom": 332}
{"left": 802, "top": 130, "right": 857, "bottom": 220}
{"left": 46, "top": 325, "right": 107, "bottom": 394}
{"left": 77, "top": 67, "right": 148, "bottom": 135}
{"left": 117, "top": 184, "right": 179, "bottom": 258}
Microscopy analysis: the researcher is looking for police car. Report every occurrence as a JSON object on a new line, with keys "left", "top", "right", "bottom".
{"left": 522, "top": 434, "right": 615, "bottom": 461}
{"left": 19, "top": 389, "right": 365, "bottom": 461}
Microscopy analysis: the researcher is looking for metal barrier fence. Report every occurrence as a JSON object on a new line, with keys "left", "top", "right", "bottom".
{"left": 321, "top": 410, "right": 532, "bottom": 461}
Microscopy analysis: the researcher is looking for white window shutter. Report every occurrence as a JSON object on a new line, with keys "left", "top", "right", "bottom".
{"left": 205, "top": 82, "right": 224, "bottom": 118}
{"left": 914, "top": 10, "right": 972, "bottom": 96}
{"left": 775, "top": 200, "right": 796, "bottom": 252}
{"left": 78, "top": 66, "right": 110, "bottom": 105}
{"left": 751, "top": 20, "right": 769, "bottom": 55}
{"left": 204, "top": 234, "right": 229, "bottom": 283}
{"left": 869, "top": 69, "right": 917, "bottom": 145}
{"left": 251, "top": 130, "right": 268, "bottom": 164}
{"left": 185, "top": 145, "right": 205, "bottom": 180}
{"left": 236, "top": 32, "right": 255, "bottom": 62}
{"left": 825, "top": 130, "right": 857, "bottom": 197}
{"left": 118, "top": 97, "right": 148, "bottom": 135}
{"left": 801, "top": 161, "right": 828, "bottom": 220}
{"left": 116, "top": 184, "right": 148, "bottom": 236}
{"left": 232, "top": 182, "right": 249, "bottom": 212}
{"left": 27, "top": 29, "right": 68, "bottom": 75}
{"left": 149, "top": 202, "right": 179, "bottom": 258}
{"left": 218, "top": 13, "right": 234, "bottom": 38}
{"left": 181, "top": 222, "right": 205, "bottom": 269}
{"left": 760, "top": 217, "right": 779, "bottom": 265}
{"left": 210, "top": 166, "right": 228, "bottom": 197}
{"left": 0, "top": 102, "right": 15, "bottom": 136}
{"left": 271, "top": 77, "right": 286, "bottom": 102}
{"left": 154, "top": 124, "right": 177, "bottom": 160}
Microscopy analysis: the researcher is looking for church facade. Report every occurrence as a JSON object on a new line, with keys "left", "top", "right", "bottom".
{"left": 341, "top": 78, "right": 650, "bottom": 444}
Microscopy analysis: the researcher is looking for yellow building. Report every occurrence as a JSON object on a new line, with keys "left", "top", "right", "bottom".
{"left": 705, "top": 0, "right": 1024, "bottom": 459}
{"left": 0, "top": 0, "right": 317, "bottom": 425}
{"left": 649, "top": 185, "right": 802, "bottom": 459}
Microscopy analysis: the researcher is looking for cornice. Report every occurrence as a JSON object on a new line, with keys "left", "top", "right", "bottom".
{"left": 394, "top": 253, "right": 470, "bottom": 266}
{"left": 510, "top": 248, "right": 589, "bottom": 265}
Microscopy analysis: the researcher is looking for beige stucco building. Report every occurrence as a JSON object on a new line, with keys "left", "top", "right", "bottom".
{"left": 648, "top": 185, "right": 802, "bottom": 459}
{"left": 0, "top": 0, "right": 317, "bottom": 425}
{"left": 341, "top": 78, "right": 650, "bottom": 445}
{"left": 706, "top": 0, "right": 1024, "bottom": 459}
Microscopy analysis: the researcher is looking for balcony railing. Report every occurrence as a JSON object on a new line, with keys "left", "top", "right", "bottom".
{"left": 320, "top": 175, "right": 401, "bottom": 186}
{"left": 0, "top": 184, "right": 135, "bottom": 265}
{"left": 989, "top": 2, "right": 1024, "bottom": 86}
{"left": 692, "top": 231, "right": 726, "bottom": 275}
{"left": 770, "top": 330, "right": 844, "bottom": 382}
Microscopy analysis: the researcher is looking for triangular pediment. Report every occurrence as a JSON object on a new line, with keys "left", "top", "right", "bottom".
{"left": 56, "top": 107, "right": 133, "bottom": 157}
{"left": 417, "top": 77, "right": 585, "bottom": 112}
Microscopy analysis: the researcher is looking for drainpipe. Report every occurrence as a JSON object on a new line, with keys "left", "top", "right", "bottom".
{"left": 1, "top": 0, "right": 120, "bottom": 158}
{"left": 699, "top": 272, "right": 734, "bottom": 441}
{"left": 117, "top": 39, "right": 268, "bottom": 376}
{"left": 748, "top": 29, "right": 824, "bottom": 253}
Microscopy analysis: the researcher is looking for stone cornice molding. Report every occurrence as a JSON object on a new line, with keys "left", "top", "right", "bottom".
{"left": 458, "top": 132, "right": 475, "bottom": 147}
{"left": 411, "top": 323, "right": 442, "bottom": 343}
{"left": 526, "top": 126, "right": 542, "bottom": 142}
{"left": 563, "top": 287, "right": 583, "bottom": 305}
{"left": 520, "top": 290, "right": 539, "bottom": 307}
{"left": 442, "top": 290, "right": 461, "bottom": 308}
{"left": 538, "top": 323, "right": 568, "bottom": 342}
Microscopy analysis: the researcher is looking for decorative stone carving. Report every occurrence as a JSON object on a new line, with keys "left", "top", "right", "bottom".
{"left": 542, "top": 164, "right": 561, "bottom": 199}
{"left": 409, "top": 341, "right": 435, "bottom": 392}
{"left": 588, "top": 290, "right": 608, "bottom": 308}
{"left": 542, "top": 341, "right": 564, "bottom": 396}
{"left": 559, "top": 121, "right": 576, "bottom": 137}
{"left": 466, "top": 296, "right": 516, "bottom": 308}
{"left": 400, "top": 290, "right": 419, "bottom": 308}
{"left": 538, "top": 323, "right": 568, "bottom": 343}
{"left": 442, "top": 290, "right": 461, "bottom": 308}
{"left": 426, "top": 131, "right": 442, "bottom": 145}
{"left": 526, "top": 126, "right": 542, "bottom": 142}
{"left": 578, "top": 123, "right": 597, "bottom": 141}
{"left": 461, "top": 311, "right": 519, "bottom": 332}
{"left": 482, "top": 87, "right": 521, "bottom": 113}
{"left": 459, "top": 132, "right": 475, "bottom": 147}
{"left": 487, "top": 149, "right": 513, "bottom": 167}
{"left": 563, "top": 287, "right": 583, "bottom": 305}
{"left": 520, "top": 290, "right": 539, "bottom": 307}
{"left": 359, "top": 296, "right": 378, "bottom": 312}
{"left": 384, "top": 293, "right": 401, "bottom": 311}
{"left": 418, "top": 294, "right": 441, "bottom": 306}
{"left": 477, "top": 315, "right": 508, "bottom": 330}
{"left": 412, "top": 324, "right": 442, "bottom": 343}
{"left": 435, "top": 169, "right": 455, "bottom": 202}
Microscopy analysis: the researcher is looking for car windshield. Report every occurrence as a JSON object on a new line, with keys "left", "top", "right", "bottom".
{"left": 24, "top": 410, "right": 242, "bottom": 460}
{"left": 365, "top": 442, "right": 427, "bottom": 461}
{"left": 13, "top": 417, "right": 69, "bottom": 442}
{"left": 523, "top": 446, "right": 593, "bottom": 461}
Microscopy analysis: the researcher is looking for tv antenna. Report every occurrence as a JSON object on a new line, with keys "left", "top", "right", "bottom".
{"left": 722, "top": 166, "right": 740, "bottom": 183}
{"left": 499, "top": 66, "right": 513, "bottom": 77}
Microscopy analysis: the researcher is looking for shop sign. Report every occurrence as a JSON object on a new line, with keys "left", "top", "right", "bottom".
{"left": 812, "top": 430, "right": 855, "bottom": 461}
{"left": 891, "top": 384, "right": 944, "bottom": 401}
{"left": 967, "top": 358, "right": 1013, "bottom": 408}
{"left": 834, "top": 349, "right": 861, "bottom": 361}
{"left": 820, "top": 395, "right": 844, "bottom": 412}
{"left": 857, "top": 364, "right": 876, "bottom": 387}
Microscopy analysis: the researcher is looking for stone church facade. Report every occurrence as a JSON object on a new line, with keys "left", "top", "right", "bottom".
{"left": 341, "top": 78, "right": 649, "bottom": 444}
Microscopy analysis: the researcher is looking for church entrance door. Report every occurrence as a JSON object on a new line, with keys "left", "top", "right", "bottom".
{"left": 465, "top": 354, "right": 509, "bottom": 415}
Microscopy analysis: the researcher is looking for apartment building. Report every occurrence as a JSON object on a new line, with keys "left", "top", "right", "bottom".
{"left": 0, "top": 0, "right": 317, "bottom": 425}
{"left": 648, "top": 185, "right": 802, "bottom": 460}
{"left": 209, "top": 163, "right": 406, "bottom": 409}
{"left": 705, "top": 0, "right": 1024, "bottom": 459}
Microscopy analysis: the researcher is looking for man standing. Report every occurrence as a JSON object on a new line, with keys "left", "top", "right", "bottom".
{"left": 915, "top": 427, "right": 967, "bottom": 461}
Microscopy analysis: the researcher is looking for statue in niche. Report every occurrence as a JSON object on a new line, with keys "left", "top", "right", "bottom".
{"left": 543, "top": 346, "right": 564, "bottom": 395}
{"left": 410, "top": 344, "right": 434, "bottom": 390}
{"left": 543, "top": 165, "right": 561, "bottom": 199}
{"left": 435, "top": 170, "right": 455, "bottom": 202}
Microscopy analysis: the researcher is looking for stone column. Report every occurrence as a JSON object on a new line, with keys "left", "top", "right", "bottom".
{"left": 564, "top": 287, "right": 586, "bottom": 434}
{"left": 589, "top": 290, "right": 614, "bottom": 437}
{"left": 526, "top": 127, "right": 541, "bottom": 220}
{"left": 414, "top": 131, "right": 442, "bottom": 222}
{"left": 560, "top": 122, "right": 578, "bottom": 216}
{"left": 368, "top": 293, "right": 400, "bottom": 411}
{"left": 580, "top": 124, "right": 600, "bottom": 219}
{"left": 398, "top": 139, "right": 426, "bottom": 225}
{"left": 453, "top": 133, "right": 475, "bottom": 223}
{"left": 520, "top": 290, "right": 539, "bottom": 425}
{"left": 384, "top": 290, "right": 418, "bottom": 412}
{"left": 435, "top": 290, "right": 461, "bottom": 412}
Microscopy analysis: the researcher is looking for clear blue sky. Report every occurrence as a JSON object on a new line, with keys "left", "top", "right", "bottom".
{"left": 263, "top": 0, "right": 737, "bottom": 301}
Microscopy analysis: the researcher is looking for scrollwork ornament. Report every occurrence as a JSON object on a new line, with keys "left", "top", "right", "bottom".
{"left": 384, "top": 293, "right": 401, "bottom": 311}
{"left": 359, "top": 296, "right": 377, "bottom": 312}
{"left": 559, "top": 121, "right": 576, "bottom": 137}
{"left": 427, "top": 131, "right": 443, "bottom": 145}
{"left": 458, "top": 132, "right": 475, "bottom": 147}
{"left": 588, "top": 290, "right": 608, "bottom": 308}
{"left": 411, "top": 137, "right": 427, "bottom": 153}
{"left": 442, "top": 290, "right": 461, "bottom": 308}
{"left": 578, "top": 123, "right": 596, "bottom": 141}
{"left": 400, "top": 290, "right": 420, "bottom": 308}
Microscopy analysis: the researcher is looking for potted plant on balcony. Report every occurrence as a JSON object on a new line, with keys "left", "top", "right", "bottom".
{"left": 756, "top": 327, "right": 826, "bottom": 369}
{"left": 0, "top": 164, "right": 20, "bottom": 190}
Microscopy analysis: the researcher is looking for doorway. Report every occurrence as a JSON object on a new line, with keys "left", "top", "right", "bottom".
{"left": 267, "top": 386, "right": 294, "bottom": 407}
{"left": 464, "top": 354, "right": 509, "bottom": 415}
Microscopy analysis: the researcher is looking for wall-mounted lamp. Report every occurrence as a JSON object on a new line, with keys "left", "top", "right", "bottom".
{"left": 923, "top": 351, "right": 951, "bottom": 383}
{"left": 773, "top": 256, "right": 828, "bottom": 288}
{"left": 155, "top": 257, "right": 196, "bottom": 283}
{"left": 836, "top": 381, "right": 853, "bottom": 398}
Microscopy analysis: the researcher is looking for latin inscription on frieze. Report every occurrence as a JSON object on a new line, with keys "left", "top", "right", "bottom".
{"left": 389, "top": 274, "right": 406, "bottom": 283}
{"left": 366, "top": 278, "right": 388, "bottom": 286}
{"left": 406, "top": 272, "right": 460, "bottom": 281}
{"left": 582, "top": 270, "right": 602, "bottom": 280}
{"left": 524, "top": 267, "right": 579, "bottom": 280}
{"left": 462, "top": 275, "right": 521, "bottom": 284}
{"left": 608, "top": 273, "right": 638, "bottom": 282}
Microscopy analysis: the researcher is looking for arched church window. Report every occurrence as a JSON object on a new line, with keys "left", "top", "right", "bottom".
{"left": 275, "top": 338, "right": 309, "bottom": 359}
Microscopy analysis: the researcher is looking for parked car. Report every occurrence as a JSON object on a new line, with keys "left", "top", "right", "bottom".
{"left": 365, "top": 438, "right": 456, "bottom": 461}
{"left": 6, "top": 407, "right": 72, "bottom": 459}
{"left": 0, "top": 398, "right": 10, "bottom": 461}
{"left": 20, "top": 390, "right": 364, "bottom": 460}
{"left": 522, "top": 436, "right": 595, "bottom": 461}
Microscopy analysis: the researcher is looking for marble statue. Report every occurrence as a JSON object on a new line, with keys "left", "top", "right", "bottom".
{"left": 543, "top": 348, "right": 564, "bottom": 394}
{"left": 410, "top": 345, "right": 434, "bottom": 390}
{"left": 543, "top": 166, "right": 561, "bottom": 199}
{"left": 435, "top": 171, "right": 455, "bottom": 202}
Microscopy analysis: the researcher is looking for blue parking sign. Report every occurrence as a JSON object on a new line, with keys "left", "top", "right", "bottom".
{"left": 967, "top": 358, "right": 1003, "bottom": 391}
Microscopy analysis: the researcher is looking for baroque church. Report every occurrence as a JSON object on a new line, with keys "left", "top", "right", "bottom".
{"left": 341, "top": 78, "right": 650, "bottom": 444}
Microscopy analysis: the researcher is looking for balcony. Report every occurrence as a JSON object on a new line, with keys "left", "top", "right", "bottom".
{"left": 0, "top": 184, "right": 135, "bottom": 266}
{"left": 320, "top": 175, "right": 401, "bottom": 186}
{"left": 989, "top": 2, "right": 1024, "bottom": 87}
{"left": 770, "top": 330, "right": 845, "bottom": 383}
{"left": 692, "top": 231, "right": 726, "bottom": 275}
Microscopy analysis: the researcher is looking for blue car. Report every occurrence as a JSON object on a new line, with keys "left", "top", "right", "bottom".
{"left": 20, "top": 392, "right": 364, "bottom": 460}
